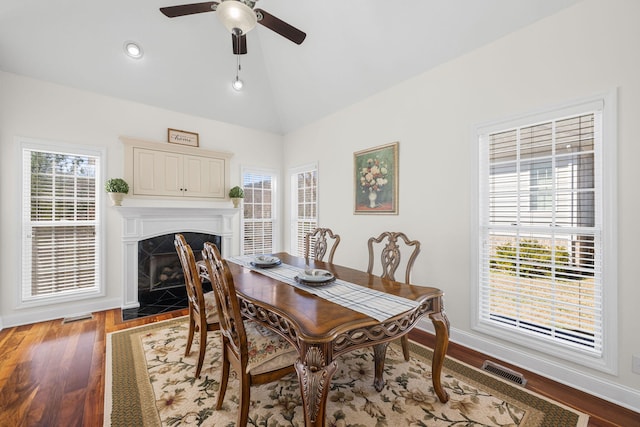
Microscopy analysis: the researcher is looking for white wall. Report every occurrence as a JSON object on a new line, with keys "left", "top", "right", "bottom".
{"left": 282, "top": 0, "right": 640, "bottom": 411}
{"left": 0, "top": 71, "right": 283, "bottom": 327}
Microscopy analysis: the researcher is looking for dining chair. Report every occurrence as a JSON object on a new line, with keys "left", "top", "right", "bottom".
{"left": 304, "top": 227, "right": 341, "bottom": 264}
{"left": 174, "top": 234, "right": 220, "bottom": 378}
{"left": 201, "top": 242, "right": 298, "bottom": 427}
{"left": 367, "top": 231, "right": 421, "bottom": 361}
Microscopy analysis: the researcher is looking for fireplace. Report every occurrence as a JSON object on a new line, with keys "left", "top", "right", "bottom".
{"left": 117, "top": 206, "right": 237, "bottom": 309}
{"left": 138, "top": 232, "right": 222, "bottom": 293}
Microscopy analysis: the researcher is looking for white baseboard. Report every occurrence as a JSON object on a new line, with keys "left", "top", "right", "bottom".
{"left": 416, "top": 319, "right": 640, "bottom": 413}
{"left": 2, "top": 297, "right": 122, "bottom": 328}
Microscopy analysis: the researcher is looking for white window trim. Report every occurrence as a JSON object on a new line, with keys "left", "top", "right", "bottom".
{"left": 289, "top": 162, "right": 318, "bottom": 256}
{"left": 240, "top": 166, "right": 279, "bottom": 255}
{"left": 18, "top": 136, "right": 107, "bottom": 309}
{"left": 470, "top": 91, "right": 618, "bottom": 374}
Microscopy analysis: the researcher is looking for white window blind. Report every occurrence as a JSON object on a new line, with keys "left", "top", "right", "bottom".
{"left": 241, "top": 170, "right": 276, "bottom": 255}
{"left": 479, "top": 110, "right": 604, "bottom": 354}
{"left": 22, "top": 146, "right": 101, "bottom": 302}
{"left": 291, "top": 167, "right": 317, "bottom": 256}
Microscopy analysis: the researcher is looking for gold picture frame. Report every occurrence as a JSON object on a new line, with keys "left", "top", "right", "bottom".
{"left": 168, "top": 128, "right": 199, "bottom": 147}
{"left": 354, "top": 142, "right": 399, "bottom": 214}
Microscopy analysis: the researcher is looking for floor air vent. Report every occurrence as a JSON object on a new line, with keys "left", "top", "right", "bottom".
{"left": 62, "top": 313, "right": 93, "bottom": 324}
{"left": 481, "top": 360, "right": 527, "bottom": 386}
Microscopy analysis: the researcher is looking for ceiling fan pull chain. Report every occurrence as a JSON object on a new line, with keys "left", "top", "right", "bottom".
{"left": 233, "top": 45, "right": 244, "bottom": 90}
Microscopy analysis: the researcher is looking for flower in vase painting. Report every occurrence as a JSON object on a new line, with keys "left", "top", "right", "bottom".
{"left": 360, "top": 158, "right": 388, "bottom": 193}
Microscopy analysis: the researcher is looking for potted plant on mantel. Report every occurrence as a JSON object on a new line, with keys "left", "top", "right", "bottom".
{"left": 105, "top": 178, "right": 129, "bottom": 206}
{"left": 229, "top": 186, "right": 244, "bottom": 208}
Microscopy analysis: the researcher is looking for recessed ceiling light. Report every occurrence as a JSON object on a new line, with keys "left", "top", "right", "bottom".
{"left": 123, "top": 41, "right": 143, "bottom": 59}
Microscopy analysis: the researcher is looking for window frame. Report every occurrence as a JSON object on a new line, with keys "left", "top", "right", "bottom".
{"left": 289, "top": 163, "right": 318, "bottom": 257}
{"left": 19, "top": 137, "right": 106, "bottom": 308}
{"left": 240, "top": 166, "right": 279, "bottom": 255}
{"left": 470, "top": 92, "right": 618, "bottom": 374}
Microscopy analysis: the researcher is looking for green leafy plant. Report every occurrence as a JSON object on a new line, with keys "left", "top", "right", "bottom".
{"left": 105, "top": 178, "right": 129, "bottom": 194}
{"left": 490, "top": 239, "right": 572, "bottom": 279}
{"left": 229, "top": 186, "right": 244, "bottom": 198}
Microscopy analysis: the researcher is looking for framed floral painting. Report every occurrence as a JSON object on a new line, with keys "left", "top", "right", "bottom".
{"left": 354, "top": 142, "right": 398, "bottom": 214}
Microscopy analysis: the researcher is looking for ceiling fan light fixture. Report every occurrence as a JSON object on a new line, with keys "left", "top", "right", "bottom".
{"left": 217, "top": 1, "right": 257, "bottom": 35}
{"left": 123, "top": 41, "right": 143, "bottom": 59}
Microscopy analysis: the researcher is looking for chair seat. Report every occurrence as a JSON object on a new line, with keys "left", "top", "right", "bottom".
{"left": 245, "top": 321, "right": 298, "bottom": 375}
{"left": 203, "top": 291, "right": 219, "bottom": 323}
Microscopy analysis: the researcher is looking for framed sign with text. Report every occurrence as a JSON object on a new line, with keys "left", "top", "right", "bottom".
{"left": 168, "top": 128, "right": 199, "bottom": 147}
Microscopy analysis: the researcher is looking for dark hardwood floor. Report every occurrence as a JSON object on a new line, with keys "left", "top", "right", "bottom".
{"left": 0, "top": 308, "right": 637, "bottom": 426}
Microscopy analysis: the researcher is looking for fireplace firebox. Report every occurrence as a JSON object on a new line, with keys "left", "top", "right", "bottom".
{"left": 138, "top": 232, "right": 222, "bottom": 293}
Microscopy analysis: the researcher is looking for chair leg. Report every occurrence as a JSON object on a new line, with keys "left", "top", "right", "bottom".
{"left": 401, "top": 335, "right": 410, "bottom": 361}
{"left": 216, "top": 350, "right": 230, "bottom": 410}
{"left": 185, "top": 316, "right": 195, "bottom": 357}
{"left": 238, "top": 372, "right": 251, "bottom": 427}
{"left": 195, "top": 323, "right": 207, "bottom": 378}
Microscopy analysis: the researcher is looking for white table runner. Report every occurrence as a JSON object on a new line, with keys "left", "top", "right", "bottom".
{"left": 227, "top": 256, "right": 419, "bottom": 322}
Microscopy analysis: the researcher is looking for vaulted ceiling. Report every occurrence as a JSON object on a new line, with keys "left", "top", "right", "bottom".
{"left": 0, "top": 0, "right": 580, "bottom": 134}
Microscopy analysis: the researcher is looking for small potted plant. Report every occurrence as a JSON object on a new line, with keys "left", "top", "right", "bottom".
{"left": 105, "top": 178, "right": 129, "bottom": 206}
{"left": 229, "top": 185, "right": 244, "bottom": 208}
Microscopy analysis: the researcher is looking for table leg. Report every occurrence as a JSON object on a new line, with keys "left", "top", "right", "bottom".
{"left": 372, "top": 342, "right": 389, "bottom": 391}
{"left": 294, "top": 345, "right": 338, "bottom": 427}
{"left": 429, "top": 311, "right": 450, "bottom": 403}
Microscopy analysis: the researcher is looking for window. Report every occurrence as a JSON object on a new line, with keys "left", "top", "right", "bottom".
{"left": 473, "top": 94, "right": 617, "bottom": 372}
{"left": 290, "top": 165, "right": 317, "bottom": 256}
{"left": 241, "top": 168, "right": 277, "bottom": 255}
{"left": 21, "top": 141, "right": 103, "bottom": 304}
{"left": 529, "top": 161, "right": 552, "bottom": 211}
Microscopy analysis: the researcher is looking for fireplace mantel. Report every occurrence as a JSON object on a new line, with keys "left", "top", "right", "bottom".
{"left": 117, "top": 206, "right": 237, "bottom": 219}
{"left": 117, "top": 205, "right": 237, "bottom": 309}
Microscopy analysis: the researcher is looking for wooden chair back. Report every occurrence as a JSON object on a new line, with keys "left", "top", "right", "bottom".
{"left": 367, "top": 231, "right": 421, "bottom": 284}
{"left": 175, "top": 234, "right": 207, "bottom": 324}
{"left": 202, "top": 242, "right": 297, "bottom": 426}
{"left": 304, "top": 227, "right": 341, "bottom": 263}
{"left": 201, "top": 242, "right": 249, "bottom": 370}
{"left": 367, "top": 231, "right": 421, "bottom": 361}
{"left": 174, "top": 234, "right": 219, "bottom": 378}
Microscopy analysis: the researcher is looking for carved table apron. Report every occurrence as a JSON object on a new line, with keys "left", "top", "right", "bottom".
{"left": 225, "top": 253, "right": 450, "bottom": 427}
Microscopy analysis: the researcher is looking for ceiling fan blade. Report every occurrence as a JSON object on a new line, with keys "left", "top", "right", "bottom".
{"left": 160, "top": 2, "right": 219, "bottom": 18}
{"left": 254, "top": 8, "right": 306, "bottom": 45}
{"left": 232, "top": 33, "right": 247, "bottom": 55}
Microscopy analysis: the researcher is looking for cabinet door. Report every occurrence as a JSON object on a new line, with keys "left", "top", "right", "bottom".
{"left": 133, "top": 148, "right": 183, "bottom": 196}
{"left": 183, "top": 155, "right": 225, "bottom": 198}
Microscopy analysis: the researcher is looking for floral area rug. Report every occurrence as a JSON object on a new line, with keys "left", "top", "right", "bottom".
{"left": 105, "top": 317, "right": 588, "bottom": 426}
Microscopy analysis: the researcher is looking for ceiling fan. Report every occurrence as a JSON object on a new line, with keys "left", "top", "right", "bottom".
{"left": 160, "top": 0, "right": 306, "bottom": 55}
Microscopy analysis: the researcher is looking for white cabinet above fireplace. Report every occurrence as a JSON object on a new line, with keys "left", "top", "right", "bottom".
{"left": 121, "top": 136, "right": 233, "bottom": 200}
{"left": 132, "top": 148, "right": 225, "bottom": 198}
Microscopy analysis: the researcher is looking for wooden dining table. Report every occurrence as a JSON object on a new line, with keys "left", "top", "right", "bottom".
{"left": 224, "top": 253, "right": 450, "bottom": 426}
